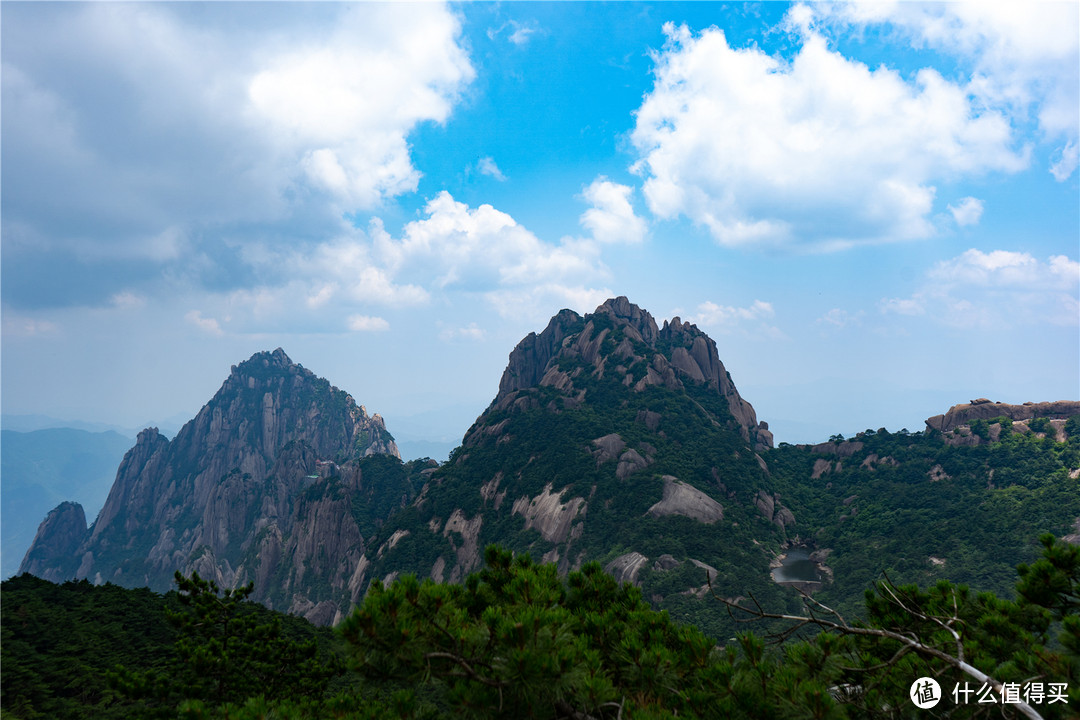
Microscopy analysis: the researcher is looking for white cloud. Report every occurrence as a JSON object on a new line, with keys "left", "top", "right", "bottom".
{"left": 579, "top": 178, "right": 647, "bottom": 245}
{"left": 1050, "top": 141, "right": 1079, "bottom": 182}
{"left": 185, "top": 310, "right": 224, "bottom": 336}
{"left": 372, "top": 192, "right": 608, "bottom": 313}
{"left": 2, "top": 3, "right": 477, "bottom": 316}
{"left": 689, "top": 299, "right": 781, "bottom": 337}
{"left": 882, "top": 249, "right": 1080, "bottom": 327}
{"left": 477, "top": 156, "right": 507, "bottom": 181}
{"left": 817, "top": 308, "right": 865, "bottom": 327}
{"left": 216, "top": 192, "right": 614, "bottom": 329}
{"left": 439, "top": 322, "right": 485, "bottom": 342}
{"left": 487, "top": 20, "right": 540, "bottom": 47}
{"left": 878, "top": 297, "right": 927, "bottom": 317}
{"left": 630, "top": 21, "right": 1029, "bottom": 249}
{"left": 307, "top": 241, "right": 430, "bottom": 307}
{"left": 948, "top": 197, "right": 984, "bottom": 227}
{"left": 248, "top": 4, "right": 474, "bottom": 209}
{"left": 485, "top": 285, "right": 614, "bottom": 321}
{"left": 346, "top": 314, "right": 390, "bottom": 332}
{"left": 813, "top": 2, "right": 1079, "bottom": 180}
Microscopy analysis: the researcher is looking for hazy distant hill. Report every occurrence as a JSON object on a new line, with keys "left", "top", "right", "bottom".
{"left": 1, "top": 428, "right": 133, "bottom": 579}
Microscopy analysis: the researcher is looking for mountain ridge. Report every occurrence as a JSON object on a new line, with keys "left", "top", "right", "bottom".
{"left": 19, "top": 348, "right": 412, "bottom": 624}
{"left": 18, "top": 300, "right": 1080, "bottom": 634}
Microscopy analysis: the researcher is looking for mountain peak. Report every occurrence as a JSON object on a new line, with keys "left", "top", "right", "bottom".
{"left": 486, "top": 297, "right": 770, "bottom": 449}
{"left": 20, "top": 349, "right": 401, "bottom": 606}
{"left": 231, "top": 348, "right": 299, "bottom": 378}
{"left": 595, "top": 296, "right": 660, "bottom": 344}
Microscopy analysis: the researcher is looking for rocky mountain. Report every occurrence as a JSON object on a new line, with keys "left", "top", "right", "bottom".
{"left": 19, "top": 349, "right": 418, "bottom": 625}
{"left": 355, "top": 297, "right": 802, "bottom": 631}
{"left": 19, "top": 303, "right": 1080, "bottom": 636}
{"left": 350, "top": 299, "right": 1080, "bottom": 637}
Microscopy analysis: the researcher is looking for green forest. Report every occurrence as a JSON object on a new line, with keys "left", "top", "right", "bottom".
{"left": 3, "top": 533, "right": 1078, "bottom": 719}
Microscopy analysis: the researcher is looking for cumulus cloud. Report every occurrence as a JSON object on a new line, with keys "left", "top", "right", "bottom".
{"left": 299, "top": 241, "right": 430, "bottom": 307}
{"left": 209, "top": 192, "right": 615, "bottom": 331}
{"left": 579, "top": 178, "right": 647, "bottom": 245}
{"left": 1, "top": 3, "right": 474, "bottom": 312}
{"left": 248, "top": 4, "right": 474, "bottom": 209}
{"left": 948, "top": 197, "right": 984, "bottom": 227}
{"left": 630, "top": 20, "right": 1029, "bottom": 249}
{"left": 371, "top": 192, "right": 609, "bottom": 315}
{"left": 813, "top": 2, "right": 1079, "bottom": 181}
{"left": 882, "top": 249, "right": 1080, "bottom": 327}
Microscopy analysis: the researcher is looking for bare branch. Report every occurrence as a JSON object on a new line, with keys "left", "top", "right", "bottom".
{"left": 423, "top": 652, "right": 504, "bottom": 689}
{"left": 705, "top": 584, "right": 1045, "bottom": 720}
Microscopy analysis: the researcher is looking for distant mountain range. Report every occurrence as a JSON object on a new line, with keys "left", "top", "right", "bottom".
{"left": 1, "top": 428, "right": 133, "bottom": 579}
{"left": 20, "top": 298, "right": 1080, "bottom": 635}
{"left": 2, "top": 413, "right": 187, "bottom": 439}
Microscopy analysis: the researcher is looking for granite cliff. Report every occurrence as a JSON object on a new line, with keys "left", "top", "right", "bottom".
{"left": 926, "top": 398, "right": 1080, "bottom": 442}
{"left": 19, "top": 349, "right": 413, "bottom": 624}
{"left": 483, "top": 296, "right": 771, "bottom": 450}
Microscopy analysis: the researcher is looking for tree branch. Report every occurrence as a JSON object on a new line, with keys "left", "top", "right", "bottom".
{"left": 706, "top": 577, "right": 1044, "bottom": 720}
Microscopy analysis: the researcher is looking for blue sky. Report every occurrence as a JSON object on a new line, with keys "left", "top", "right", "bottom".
{"left": 2, "top": 1, "right": 1078, "bottom": 455}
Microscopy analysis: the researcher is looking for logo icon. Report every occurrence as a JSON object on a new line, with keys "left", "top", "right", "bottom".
{"left": 911, "top": 677, "right": 942, "bottom": 709}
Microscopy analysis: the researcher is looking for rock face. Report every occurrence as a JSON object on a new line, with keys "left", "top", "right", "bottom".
{"left": 19, "top": 349, "right": 406, "bottom": 624}
{"left": 926, "top": 400, "right": 1080, "bottom": 433}
{"left": 647, "top": 476, "right": 724, "bottom": 524}
{"left": 19, "top": 502, "right": 87, "bottom": 582}
{"left": 484, "top": 296, "right": 770, "bottom": 448}
{"left": 604, "top": 552, "right": 649, "bottom": 586}
{"left": 369, "top": 297, "right": 775, "bottom": 597}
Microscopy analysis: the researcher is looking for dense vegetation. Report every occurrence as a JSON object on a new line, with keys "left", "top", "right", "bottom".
{"left": 4, "top": 535, "right": 1078, "bottom": 719}
{"left": 766, "top": 420, "right": 1080, "bottom": 623}
{"left": 366, "top": 389, "right": 1080, "bottom": 643}
{"left": 1, "top": 573, "right": 348, "bottom": 719}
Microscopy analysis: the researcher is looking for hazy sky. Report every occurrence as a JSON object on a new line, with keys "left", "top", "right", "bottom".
{"left": 3, "top": 1, "right": 1078, "bottom": 453}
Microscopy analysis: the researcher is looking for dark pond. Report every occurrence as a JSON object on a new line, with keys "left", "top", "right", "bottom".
{"left": 771, "top": 548, "right": 821, "bottom": 583}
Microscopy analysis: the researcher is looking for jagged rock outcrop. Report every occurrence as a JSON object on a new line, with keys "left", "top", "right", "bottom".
{"left": 19, "top": 349, "right": 406, "bottom": 623}
{"left": 478, "top": 297, "right": 770, "bottom": 449}
{"left": 604, "top": 551, "right": 649, "bottom": 586}
{"left": 926, "top": 400, "right": 1080, "bottom": 433}
{"left": 511, "top": 484, "right": 587, "bottom": 544}
{"left": 754, "top": 490, "right": 795, "bottom": 529}
{"left": 646, "top": 476, "right": 724, "bottom": 524}
{"left": 19, "top": 502, "right": 87, "bottom": 582}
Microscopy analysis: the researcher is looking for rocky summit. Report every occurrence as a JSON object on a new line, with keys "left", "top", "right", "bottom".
{"left": 490, "top": 296, "right": 772, "bottom": 450}
{"left": 19, "top": 349, "right": 414, "bottom": 625}
{"left": 360, "top": 297, "right": 791, "bottom": 618}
